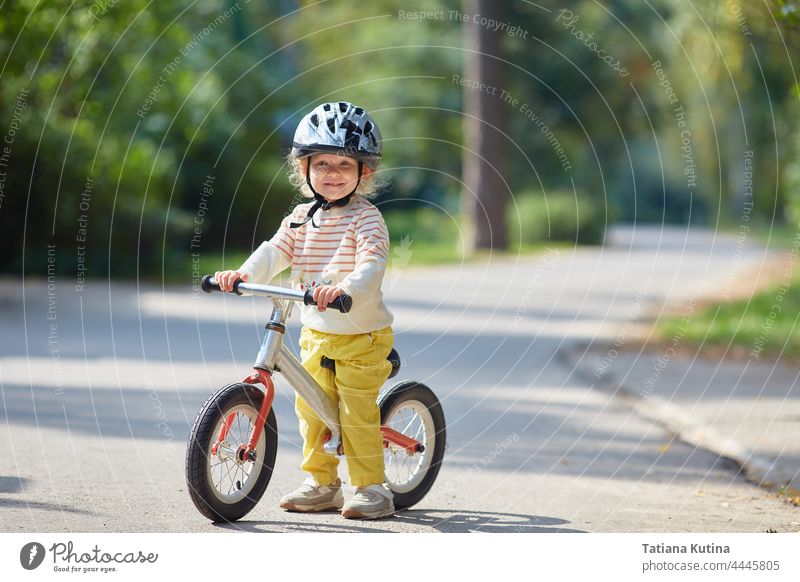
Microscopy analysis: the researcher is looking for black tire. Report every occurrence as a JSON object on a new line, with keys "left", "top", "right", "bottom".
{"left": 185, "top": 383, "right": 278, "bottom": 522}
{"left": 378, "top": 381, "right": 446, "bottom": 510}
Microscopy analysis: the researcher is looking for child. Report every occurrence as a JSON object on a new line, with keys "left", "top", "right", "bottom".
{"left": 215, "top": 102, "right": 395, "bottom": 519}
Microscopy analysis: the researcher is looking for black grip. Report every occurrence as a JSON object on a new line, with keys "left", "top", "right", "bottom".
{"left": 303, "top": 290, "right": 353, "bottom": 313}
{"left": 200, "top": 275, "right": 243, "bottom": 295}
{"left": 200, "top": 275, "right": 220, "bottom": 293}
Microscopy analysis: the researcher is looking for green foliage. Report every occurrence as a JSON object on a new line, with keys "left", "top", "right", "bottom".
{"left": 774, "top": 0, "right": 800, "bottom": 26}
{"left": 508, "top": 190, "right": 606, "bottom": 245}
{"left": 384, "top": 206, "right": 460, "bottom": 245}
{"left": 659, "top": 271, "right": 800, "bottom": 357}
{"left": 0, "top": 0, "right": 296, "bottom": 280}
{"left": 1, "top": 0, "right": 798, "bottom": 281}
{"left": 383, "top": 207, "right": 465, "bottom": 264}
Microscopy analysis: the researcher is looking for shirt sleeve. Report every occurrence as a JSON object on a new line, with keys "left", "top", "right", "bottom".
{"left": 238, "top": 210, "right": 298, "bottom": 284}
{"left": 336, "top": 208, "right": 390, "bottom": 301}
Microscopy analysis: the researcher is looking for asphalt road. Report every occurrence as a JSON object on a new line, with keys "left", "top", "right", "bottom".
{"left": 1, "top": 226, "right": 797, "bottom": 532}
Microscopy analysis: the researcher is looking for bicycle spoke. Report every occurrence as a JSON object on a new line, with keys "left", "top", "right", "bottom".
{"left": 382, "top": 401, "right": 435, "bottom": 490}
{"left": 228, "top": 414, "right": 238, "bottom": 443}
{"left": 217, "top": 459, "right": 238, "bottom": 492}
{"left": 235, "top": 413, "right": 243, "bottom": 443}
{"left": 201, "top": 401, "right": 269, "bottom": 506}
{"left": 400, "top": 409, "right": 416, "bottom": 434}
{"left": 413, "top": 417, "right": 425, "bottom": 442}
{"left": 232, "top": 464, "right": 242, "bottom": 494}
{"left": 223, "top": 462, "right": 237, "bottom": 493}
{"left": 394, "top": 408, "right": 407, "bottom": 433}
{"left": 216, "top": 459, "right": 233, "bottom": 482}
{"left": 213, "top": 461, "right": 226, "bottom": 491}
{"left": 401, "top": 449, "right": 411, "bottom": 481}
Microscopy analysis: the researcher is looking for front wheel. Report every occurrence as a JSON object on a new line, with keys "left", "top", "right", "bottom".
{"left": 185, "top": 383, "right": 278, "bottom": 522}
{"left": 379, "top": 381, "right": 446, "bottom": 510}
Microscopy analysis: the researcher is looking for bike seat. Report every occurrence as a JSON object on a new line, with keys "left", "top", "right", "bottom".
{"left": 320, "top": 348, "right": 401, "bottom": 379}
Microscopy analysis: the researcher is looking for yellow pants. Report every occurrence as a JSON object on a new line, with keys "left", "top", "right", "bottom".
{"left": 297, "top": 325, "right": 394, "bottom": 487}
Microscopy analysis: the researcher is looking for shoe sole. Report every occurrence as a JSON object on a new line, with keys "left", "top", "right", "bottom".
{"left": 280, "top": 500, "right": 343, "bottom": 513}
{"left": 341, "top": 504, "right": 396, "bottom": 520}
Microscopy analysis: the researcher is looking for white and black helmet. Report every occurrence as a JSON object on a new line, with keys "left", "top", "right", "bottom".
{"left": 292, "top": 101, "right": 382, "bottom": 168}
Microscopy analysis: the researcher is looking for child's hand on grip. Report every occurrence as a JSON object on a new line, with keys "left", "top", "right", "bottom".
{"left": 214, "top": 270, "right": 249, "bottom": 292}
{"left": 312, "top": 285, "right": 343, "bottom": 312}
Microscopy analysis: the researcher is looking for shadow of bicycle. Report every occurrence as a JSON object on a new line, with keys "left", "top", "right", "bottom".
{"left": 393, "top": 509, "right": 584, "bottom": 533}
{"left": 211, "top": 508, "right": 584, "bottom": 533}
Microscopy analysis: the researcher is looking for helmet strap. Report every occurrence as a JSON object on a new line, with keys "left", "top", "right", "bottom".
{"left": 290, "top": 160, "right": 363, "bottom": 229}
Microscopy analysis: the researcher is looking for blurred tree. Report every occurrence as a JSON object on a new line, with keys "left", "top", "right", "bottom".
{"left": 666, "top": 0, "right": 799, "bottom": 225}
{"left": 2, "top": 0, "right": 798, "bottom": 282}
{"left": 0, "top": 1, "right": 294, "bottom": 279}
{"left": 461, "top": 0, "right": 510, "bottom": 252}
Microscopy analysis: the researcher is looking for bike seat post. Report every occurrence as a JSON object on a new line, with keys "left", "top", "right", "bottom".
{"left": 253, "top": 298, "right": 289, "bottom": 373}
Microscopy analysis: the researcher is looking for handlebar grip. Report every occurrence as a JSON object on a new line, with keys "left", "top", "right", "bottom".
{"left": 200, "top": 275, "right": 220, "bottom": 293}
{"left": 200, "top": 275, "right": 243, "bottom": 295}
{"left": 303, "top": 290, "right": 353, "bottom": 313}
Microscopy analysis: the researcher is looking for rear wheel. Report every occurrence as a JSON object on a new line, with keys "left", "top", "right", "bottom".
{"left": 185, "top": 383, "right": 278, "bottom": 522}
{"left": 379, "top": 381, "right": 446, "bottom": 510}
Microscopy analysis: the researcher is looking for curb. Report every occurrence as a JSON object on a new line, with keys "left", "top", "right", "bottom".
{"left": 560, "top": 345, "right": 800, "bottom": 501}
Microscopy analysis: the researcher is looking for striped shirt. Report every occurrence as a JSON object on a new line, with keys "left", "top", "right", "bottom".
{"left": 239, "top": 195, "right": 394, "bottom": 335}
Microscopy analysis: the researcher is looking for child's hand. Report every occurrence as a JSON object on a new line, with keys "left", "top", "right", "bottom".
{"left": 312, "top": 285, "right": 343, "bottom": 312}
{"left": 215, "top": 270, "right": 249, "bottom": 292}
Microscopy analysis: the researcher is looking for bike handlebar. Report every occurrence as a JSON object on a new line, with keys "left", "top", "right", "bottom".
{"left": 200, "top": 275, "right": 352, "bottom": 313}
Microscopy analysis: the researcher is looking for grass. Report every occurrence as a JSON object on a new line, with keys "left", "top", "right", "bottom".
{"left": 659, "top": 216, "right": 800, "bottom": 359}
{"left": 658, "top": 269, "right": 800, "bottom": 359}
{"left": 383, "top": 206, "right": 576, "bottom": 265}
{"left": 777, "top": 484, "right": 800, "bottom": 506}
{"left": 717, "top": 218, "right": 800, "bottom": 251}
{"left": 170, "top": 207, "right": 579, "bottom": 284}
{"left": 185, "top": 237, "right": 564, "bottom": 282}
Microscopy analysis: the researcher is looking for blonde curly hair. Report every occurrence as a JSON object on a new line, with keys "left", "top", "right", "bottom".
{"left": 287, "top": 152, "right": 388, "bottom": 200}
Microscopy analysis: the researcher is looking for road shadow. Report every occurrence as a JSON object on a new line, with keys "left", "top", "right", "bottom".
{"left": 0, "top": 379, "right": 741, "bottom": 486}
{"left": 0, "top": 475, "right": 30, "bottom": 493}
{"left": 212, "top": 515, "right": 394, "bottom": 533}
{"left": 0, "top": 497, "right": 95, "bottom": 515}
{"left": 391, "top": 508, "right": 583, "bottom": 532}
{"left": 210, "top": 508, "right": 582, "bottom": 533}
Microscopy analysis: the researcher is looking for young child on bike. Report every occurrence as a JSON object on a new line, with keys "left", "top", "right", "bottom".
{"left": 215, "top": 102, "right": 395, "bottom": 519}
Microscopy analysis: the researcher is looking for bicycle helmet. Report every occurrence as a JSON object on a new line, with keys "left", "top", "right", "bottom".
{"left": 289, "top": 102, "right": 382, "bottom": 229}
{"left": 292, "top": 101, "right": 382, "bottom": 169}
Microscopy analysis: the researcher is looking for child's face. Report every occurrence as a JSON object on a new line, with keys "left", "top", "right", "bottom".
{"left": 306, "top": 153, "right": 370, "bottom": 201}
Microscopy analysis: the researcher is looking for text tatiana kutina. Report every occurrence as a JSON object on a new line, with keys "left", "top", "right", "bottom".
{"left": 643, "top": 543, "right": 731, "bottom": 554}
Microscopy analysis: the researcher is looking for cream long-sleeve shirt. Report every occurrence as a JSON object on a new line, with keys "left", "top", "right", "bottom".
{"left": 238, "top": 195, "right": 394, "bottom": 335}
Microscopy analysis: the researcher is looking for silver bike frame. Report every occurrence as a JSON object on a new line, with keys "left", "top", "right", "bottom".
{"left": 233, "top": 280, "right": 342, "bottom": 456}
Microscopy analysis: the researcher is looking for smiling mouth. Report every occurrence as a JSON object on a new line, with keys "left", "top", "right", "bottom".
{"left": 324, "top": 183, "right": 345, "bottom": 187}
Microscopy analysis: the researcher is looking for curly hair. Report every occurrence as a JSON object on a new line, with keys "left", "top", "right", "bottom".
{"left": 287, "top": 153, "right": 389, "bottom": 200}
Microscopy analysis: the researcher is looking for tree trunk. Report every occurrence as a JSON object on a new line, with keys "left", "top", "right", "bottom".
{"left": 461, "top": 0, "right": 509, "bottom": 253}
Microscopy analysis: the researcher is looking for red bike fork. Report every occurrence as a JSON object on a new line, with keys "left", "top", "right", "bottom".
{"left": 211, "top": 369, "right": 275, "bottom": 459}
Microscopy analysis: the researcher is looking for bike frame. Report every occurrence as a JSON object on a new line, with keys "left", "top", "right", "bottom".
{"left": 208, "top": 279, "right": 422, "bottom": 462}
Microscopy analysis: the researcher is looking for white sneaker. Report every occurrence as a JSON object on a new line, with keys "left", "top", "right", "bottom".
{"left": 341, "top": 484, "right": 395, "bottom": 519}
{"left": 279, "top": 477, "right": 344, "bottom": 512}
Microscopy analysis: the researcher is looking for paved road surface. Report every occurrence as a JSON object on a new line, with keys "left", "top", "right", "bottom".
{"left": 1, "top": 226, "right": 797, "bottom": 532}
